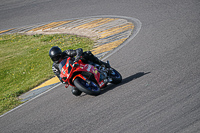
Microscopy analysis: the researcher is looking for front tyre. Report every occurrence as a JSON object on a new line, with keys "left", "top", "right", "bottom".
{"left": 74, "top": 77, "right": 100, "bottom": 96}
{"left": 110, "top": 68, "right": 122, "bottom": 84}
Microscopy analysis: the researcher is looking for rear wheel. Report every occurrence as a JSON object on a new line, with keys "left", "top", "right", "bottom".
{"left": 74, "top": 77, "right": 100, "bottom": 96}
{"left": 109, "top": 68, "right": 122, "bottom": 84}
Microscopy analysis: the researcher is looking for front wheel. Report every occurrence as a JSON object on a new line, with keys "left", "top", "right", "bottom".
{"left": 109, "top": 68, "right": 122, "bottom": 84}
{"left": 74, "top": 77, "right": 101, "bottom": 96}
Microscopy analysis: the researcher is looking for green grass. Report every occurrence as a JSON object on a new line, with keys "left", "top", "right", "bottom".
{"left": 0, "top": 34, "right": 94, "bottom": 115}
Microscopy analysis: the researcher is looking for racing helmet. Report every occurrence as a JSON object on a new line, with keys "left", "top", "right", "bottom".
{"left": 49, "top": 46, "right": 62, "bottom": 63}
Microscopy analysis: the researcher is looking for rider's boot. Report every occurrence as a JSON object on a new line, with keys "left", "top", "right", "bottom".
{"left": 71, "top": 87, "right": 82, "bottom": 96}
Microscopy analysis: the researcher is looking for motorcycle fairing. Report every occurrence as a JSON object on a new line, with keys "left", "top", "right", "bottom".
{"left": 73, "top": 60, "right": 101, "bottom": 83}
{"left": 59, "top": 58, "right": 101, "bottom": 86}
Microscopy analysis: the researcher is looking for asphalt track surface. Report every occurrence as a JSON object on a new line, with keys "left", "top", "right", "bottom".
{"left": 1, "top": 0, "right": 200, "bottom": 133}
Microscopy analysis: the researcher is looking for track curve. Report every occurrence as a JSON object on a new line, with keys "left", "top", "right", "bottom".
{"left": 0, "top": 0, "right": 200, "bottom": 133}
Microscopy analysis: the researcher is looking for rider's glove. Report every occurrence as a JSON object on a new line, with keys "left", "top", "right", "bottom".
{"left": 73, "top": 62, "right": 79, "bottom": 67}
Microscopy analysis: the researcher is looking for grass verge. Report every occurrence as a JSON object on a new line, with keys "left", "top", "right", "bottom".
{"left": 0, "top": 33, "right": 94, "bottom": 115}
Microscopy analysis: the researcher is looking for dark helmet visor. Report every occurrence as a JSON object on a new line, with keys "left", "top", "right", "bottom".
{"left": 52, "top": 54, "right": 61, "bottom": 62}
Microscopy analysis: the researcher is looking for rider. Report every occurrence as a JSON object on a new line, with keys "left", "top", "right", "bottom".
{"left": 49, "top": 46, "right": 110, "bottom": 95}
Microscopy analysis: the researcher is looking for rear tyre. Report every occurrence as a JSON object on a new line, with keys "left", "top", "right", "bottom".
{"left": 110, "top": 68, "right": 122, "bottom": 84}
{"left": 74, "top": 77, "right": 100, "bottom": 96}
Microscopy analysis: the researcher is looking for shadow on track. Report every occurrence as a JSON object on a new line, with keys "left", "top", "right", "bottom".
{"left": 100, "top": 72, "right": 150, "bottom": 95}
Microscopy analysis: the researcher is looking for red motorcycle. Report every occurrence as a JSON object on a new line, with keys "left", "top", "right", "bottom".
{"left": 59, "top": 57, "right": 122, "bottom": 96}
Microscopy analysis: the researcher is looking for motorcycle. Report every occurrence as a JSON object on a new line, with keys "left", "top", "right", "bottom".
{"left": 59, "top": 57, "right": 122, "bottom": 96}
